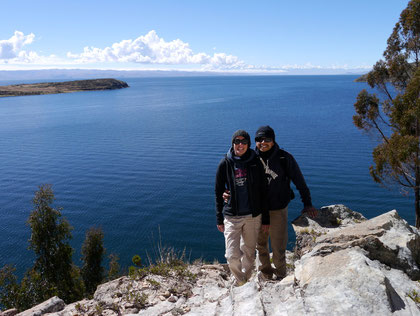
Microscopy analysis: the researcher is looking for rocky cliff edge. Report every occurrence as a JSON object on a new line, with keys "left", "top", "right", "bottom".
{"left": 4, "top": 204, "right": 420, "bottom": 316}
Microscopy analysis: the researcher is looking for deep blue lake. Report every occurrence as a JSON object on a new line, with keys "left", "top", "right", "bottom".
{"left": 0, "top": 75, "right": 413, "bottom": 273}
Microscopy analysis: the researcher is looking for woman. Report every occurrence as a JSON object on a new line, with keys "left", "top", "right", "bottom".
{"left": 215, "top": 130, "right": 269, "bottom": 285}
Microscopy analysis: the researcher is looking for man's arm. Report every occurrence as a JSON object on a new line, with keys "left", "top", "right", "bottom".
{"left": 257, "top": 158, "right": 270, "bottom": 228}
{"left": 287, "top": 153, "right": 317, "bottom": 218}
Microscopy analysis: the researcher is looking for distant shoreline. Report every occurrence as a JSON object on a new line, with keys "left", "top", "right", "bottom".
{"left": 0, "top": 78, "right": 129, "bottom": 97}
{"left": 0, "top": 69, "right": 370, "bottom": 82}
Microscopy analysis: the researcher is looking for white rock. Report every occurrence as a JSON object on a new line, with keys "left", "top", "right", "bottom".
{"left": 17, "top": 205, "right": 420, "bottom": 316}
{"left": 0, "top": 309, "right": 18, "bottom": 316}
{"left": 17, "top": 297, "right": 65, "bottom": 316}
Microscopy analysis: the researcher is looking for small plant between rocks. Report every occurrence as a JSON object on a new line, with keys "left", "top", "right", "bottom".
{"left": 128, "top": 245, "right": 198, "bottom": 283}
{"left": 408, "top": 289, "right": 420, "bottom": 304}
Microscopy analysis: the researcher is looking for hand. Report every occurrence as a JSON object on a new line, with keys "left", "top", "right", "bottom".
{"left": 223, "top": 190, "right": 231, "bottom": 203}
{"left": 261, "top": 225, "right": 270, "bottom": 233}
{"left": 217, "top": 224, "right": 225, "bottom": 232}
{"left": 302, "top": 206, "right": 318, "bottom": 218}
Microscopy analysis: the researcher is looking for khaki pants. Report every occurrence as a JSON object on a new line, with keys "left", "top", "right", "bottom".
{"left": 257, "top": 207, "right": 288, "bottom": 278}
{"left": 224, "top": 214, "right": 261, "bottom": 283}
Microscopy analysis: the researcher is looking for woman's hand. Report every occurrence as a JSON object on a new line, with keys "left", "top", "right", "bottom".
{"left": 223, "top": 190, "right": 230, "bottom": 203}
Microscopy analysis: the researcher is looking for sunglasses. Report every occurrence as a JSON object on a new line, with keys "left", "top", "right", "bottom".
{"left": 233, "top": 138, "right": 249, "bottom": 145}
{"left": 255, "top": 137, "right": 273, "bottom": 143}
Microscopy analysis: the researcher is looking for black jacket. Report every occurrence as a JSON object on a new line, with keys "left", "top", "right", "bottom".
{"left": 215, "top": 148, "right": 269, "bottom": 225}
{"left": 257, "top": 144, "right": 312, "bottom": 210}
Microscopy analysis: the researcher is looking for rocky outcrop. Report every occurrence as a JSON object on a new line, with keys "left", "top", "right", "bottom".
{"left": 7, "top": 204, "right": 420, "bottom": 316}
{"left": 1, "top": 309, "right": 17, "bottom": 316}
{"left": 15, "top": 297, "right": 64, "bottom": 316}
{"left": 0, "top": 79, "right": 129, "bottom": 97}
{"left": 290, "top": 205, "right": 420, "bottom": 315}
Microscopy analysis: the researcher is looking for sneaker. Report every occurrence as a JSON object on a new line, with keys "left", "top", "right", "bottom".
{"left": 273, "top": 274, "right": 286, "bottom": 281}
{"left": 233, "top": 279, "right": 247, "bottom": 287}
{"left": 257, "top": 271, "right": 273, "bottom": 282}
{"left": 230, "top": 275, "right": 247, "bottom": 287}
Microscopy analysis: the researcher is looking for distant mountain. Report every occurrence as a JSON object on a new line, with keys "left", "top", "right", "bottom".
{"left": 0, "top": 68, "right": 371, "bottom": 81}
{"left": 0, "top": 69, "right": 230, "bottom": 81}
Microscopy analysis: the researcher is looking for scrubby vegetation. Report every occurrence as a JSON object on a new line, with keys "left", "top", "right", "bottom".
{"left": 129, "top": 247, "right": 197, "bottom": 282}
{"left": 0, "top": 185, "right": 112, "bottom": 311}
{"left": 0, "top": 184, "right": 193, "bottom": 313}
{"left": 81, "top": 227, "right": 106, "bottom": 296}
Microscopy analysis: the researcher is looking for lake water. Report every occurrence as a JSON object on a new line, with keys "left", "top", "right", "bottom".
{"left": 0, "top": 75, "right": 413, "bottom": 273}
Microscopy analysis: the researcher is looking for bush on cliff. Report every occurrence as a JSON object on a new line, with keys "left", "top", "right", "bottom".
{"left": 0, "top": 185, "right": 114, "bottom": 311}
{"left": 27, "top": 184, "right": 84, "bottom": 303}
{"left": 81, "top": 227, "right": 105, "bottom": 296}
{"left": 107, "top": 253, "right": 122, "bottom": 281}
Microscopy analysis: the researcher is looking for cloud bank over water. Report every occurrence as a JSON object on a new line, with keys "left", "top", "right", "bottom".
{"left": 67, "top": 31, "right": 246, "bottom": 70}
{"left": 0, "top": 30, "right": 371, "bottom": 74}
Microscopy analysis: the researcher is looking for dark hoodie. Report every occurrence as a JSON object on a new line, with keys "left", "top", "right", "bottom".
{"left": 215, "top": 148, "right": 269, "bottom": 225}
{"left": 256, "top": 143, "right": 312, "bottom": 210}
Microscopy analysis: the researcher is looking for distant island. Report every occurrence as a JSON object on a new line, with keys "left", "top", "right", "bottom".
{"left": 0, "top": 78, "right": 129, "bottom": 97}
{"left": 354, "top": 73, "right": 368, "bottom": 82}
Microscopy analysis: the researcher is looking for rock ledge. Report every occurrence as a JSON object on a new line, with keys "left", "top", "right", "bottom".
{"left": 4, "top": 205, "right": 420, "bottom": 316}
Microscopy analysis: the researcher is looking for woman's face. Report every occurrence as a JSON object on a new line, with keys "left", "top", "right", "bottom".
{"left": 233, "top": 136, "right": 249, "bottom": 157}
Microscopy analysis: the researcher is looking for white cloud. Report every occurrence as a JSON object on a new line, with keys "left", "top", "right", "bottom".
{"left": 0, "top": 31, "right": 74, "bottom": 66}
{"left": 67, "top": 30, "right": 245, "bottom": 69}
{"left": 0, "top": 31, "right": 36, "bottom": 60}
{"left": 0, "top": 30, "right": 372, "bottom": 73}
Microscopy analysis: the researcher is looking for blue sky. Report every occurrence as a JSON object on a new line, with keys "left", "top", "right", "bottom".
{"left": 0, "top": 0, "right": 410, "bottom": 73}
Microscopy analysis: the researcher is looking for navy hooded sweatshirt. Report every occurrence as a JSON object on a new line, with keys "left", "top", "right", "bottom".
{"left": 215, "top": 148, "right": 269, "bottom": 226}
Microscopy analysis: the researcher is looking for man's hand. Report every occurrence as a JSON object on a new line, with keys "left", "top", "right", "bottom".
{"left": 217, "top": 224, "right": 225, "bottom": 232}
{"left": 261, "top": 225, "right": 270, "bottom": 233}
{"left": 223, "top": 190, "right": 230, "bottom": 203}
{"left": 302, "top": 206, "right": 318, "bottom": 218}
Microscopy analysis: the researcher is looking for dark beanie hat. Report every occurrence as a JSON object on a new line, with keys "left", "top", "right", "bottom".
{"left": 231, "top": 129, "right": 251, "bottom": 145}
{"left": 255, "top": 125, "right": 275, "bottom": 141}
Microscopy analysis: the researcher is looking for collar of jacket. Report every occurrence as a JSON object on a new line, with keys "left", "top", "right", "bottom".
{"left": 226, "top": 147, "right": 256, "bottom": 164}
{"left": 255, "top": 142, "right": 280, "bottom": 160}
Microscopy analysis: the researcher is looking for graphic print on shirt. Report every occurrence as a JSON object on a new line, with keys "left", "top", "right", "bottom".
{"left": 259, "top": 158, "right": 278, "bottom": 185}
{"left": 234, "top": 167, "right": 247, "bottom": 187}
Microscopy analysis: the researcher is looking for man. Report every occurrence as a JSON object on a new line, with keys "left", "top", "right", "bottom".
{"left": 215, "top": 130, "right": 269, "bottom": 286}
{"left": 224, "top": 126, "right": 317, "bottom": 280}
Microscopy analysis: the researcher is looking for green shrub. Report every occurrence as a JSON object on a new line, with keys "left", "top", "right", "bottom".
{"left": 132, "top": 255, "right": 142, "bottom": 267}
{"left": 408, "top": 289, "right": 420, "bottom": 303}
{"left": 81, "top": 227, "right": 105, "bottom": 295}
{"left": 146, "top": 278, "right": 160, "bottom": 289}
{"left": 107, "top": 253, "right": 121, "bottom": 281}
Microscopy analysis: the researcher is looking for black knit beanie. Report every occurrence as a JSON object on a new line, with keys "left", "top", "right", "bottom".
{"left": 231, "top": 129, "right": 251, "bottom": 145}
{"left": 255, "top": 125, "right": 275, "bottom": 142}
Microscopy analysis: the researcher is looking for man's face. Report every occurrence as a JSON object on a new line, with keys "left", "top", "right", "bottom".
{"left": 255, "top": 137, "right": 274, "bottom": 152}
{"left": 233, "top": 136, "right": 249, "bottom": 157}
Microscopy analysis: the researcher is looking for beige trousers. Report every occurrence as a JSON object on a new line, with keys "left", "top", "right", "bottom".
{"left": 224, "top": 214, "right": 261, "bottom": 283}
{"left": 257, "top": 207, "right": 288, "bottom": 278}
